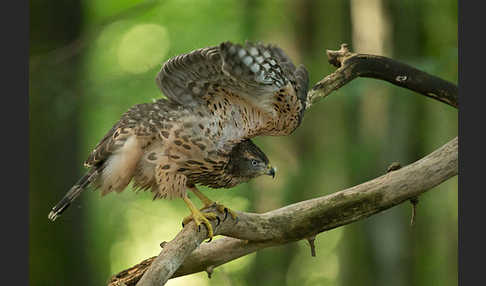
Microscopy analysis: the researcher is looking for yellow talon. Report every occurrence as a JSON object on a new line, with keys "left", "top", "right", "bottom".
{"left": 183, "top": 196, "right": 218, "bottom": 240}
{"left": 190, "top": 187, "right": 238, "bottom": 221}
{"left": 211, "top": 202, "right": 238, "bottom": 221}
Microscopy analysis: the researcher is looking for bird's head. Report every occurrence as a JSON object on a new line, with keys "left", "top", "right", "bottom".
{"left": 226, "top": 139, "right": 275, "bottom": 182}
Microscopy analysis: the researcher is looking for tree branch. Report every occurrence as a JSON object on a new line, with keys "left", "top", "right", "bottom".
{"left": 110, "top": 137, "right": 457, "bottom": 286}
{"left": 306, "top": 43, "right": 458, "bottom": 108}
{"left": 108, "top": 44, "right": 458, "bottom": 286}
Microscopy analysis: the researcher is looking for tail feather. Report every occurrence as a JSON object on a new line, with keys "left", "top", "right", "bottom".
{"left": 48, "top": 167, "right": 100, "bottom": 221}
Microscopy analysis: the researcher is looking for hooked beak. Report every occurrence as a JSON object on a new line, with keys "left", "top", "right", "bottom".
{"left": 266, "top": 165, "right": 276, "bottom": 179}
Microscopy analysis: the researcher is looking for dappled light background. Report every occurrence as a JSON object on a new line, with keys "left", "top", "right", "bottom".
{"left": 30, "top": 0, "right": 457, "bottom": 285}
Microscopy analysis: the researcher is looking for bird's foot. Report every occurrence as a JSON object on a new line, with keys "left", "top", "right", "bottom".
{"left": 182, "top": 209, "right": 219, "bottom": 241}
{"left": 202, "top": 202, "right": 238, "bottom": 222}
{"left": 188, "top": 187, "right": 238, "bottom": 222}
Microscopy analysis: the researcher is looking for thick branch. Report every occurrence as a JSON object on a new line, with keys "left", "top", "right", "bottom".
{"left": 110, "top": 136, "right": 458, "bottom": 286}
{"left": 306, "top": 44, "right": 458, "bottom": 108}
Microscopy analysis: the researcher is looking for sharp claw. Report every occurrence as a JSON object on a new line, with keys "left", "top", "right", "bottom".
{"left": 216, "top": 216, "right": 221, "bottom": 226}
{"left": 223, "top": 208, "right": 228, "bottom": 221}
{"left": 182, "top": 222, "right": 185, "bottom": 228}
{"left": 198, "top": 225, "right": 201, "bottom": 232}
{"left": 206, "top": 237, "right": 212, "bottom": 243}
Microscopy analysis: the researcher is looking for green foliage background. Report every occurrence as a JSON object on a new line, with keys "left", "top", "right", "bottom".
{"left": 30, "top": 0, "right": 457, "bottom": 285}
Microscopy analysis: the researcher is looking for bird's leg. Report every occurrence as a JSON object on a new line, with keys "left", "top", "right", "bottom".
{"left": 189, "top": 186, "right": 238, "bottom": 221}
{"left": 182, "top": 195, "right": 218, "bottom": 240}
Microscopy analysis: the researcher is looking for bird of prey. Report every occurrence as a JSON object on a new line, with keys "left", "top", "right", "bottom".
{"left": 48, "top": 41, "right": 309, "bottom": 239}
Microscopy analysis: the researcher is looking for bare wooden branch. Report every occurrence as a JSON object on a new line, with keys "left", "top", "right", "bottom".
{"left": 109, "top": 137, "right": 457, "bottom": 285}
{"left": 108, "top": 44, "right": 458, "bottom": 286}
{"left": 110, "top": 257, "right": 157, "bottom": 286}
{"left": 306, "top": 43, "right": 458, "bottom": 108}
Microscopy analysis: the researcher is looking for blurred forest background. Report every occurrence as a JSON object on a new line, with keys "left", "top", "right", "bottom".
{"left": 29, "top": 0, "right": 457, "bottom": 285}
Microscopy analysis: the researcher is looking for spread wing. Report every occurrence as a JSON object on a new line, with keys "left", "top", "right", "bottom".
{"left": 155, "top": 41, "right": 309, "bottom": 139}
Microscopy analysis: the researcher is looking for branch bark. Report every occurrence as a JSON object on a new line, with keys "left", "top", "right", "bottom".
{"left": 108, "top": 44, "right": 458, "bottom": 286}
{"left": 306, "top": 43, "right": 458, "bottom": 108}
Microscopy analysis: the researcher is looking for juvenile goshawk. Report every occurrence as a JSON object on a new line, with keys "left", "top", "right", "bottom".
{"left": 48, "top": 41, "right": 309, "bottom": 239}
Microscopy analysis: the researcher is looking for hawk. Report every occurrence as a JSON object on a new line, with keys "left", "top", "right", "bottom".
{"left": 48, "top": 41, "right": 309, "bottom": 239}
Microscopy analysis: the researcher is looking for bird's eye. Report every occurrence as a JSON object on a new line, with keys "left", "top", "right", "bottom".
{"left": 251, "top": 159, "right": 258, "bottom": 166}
